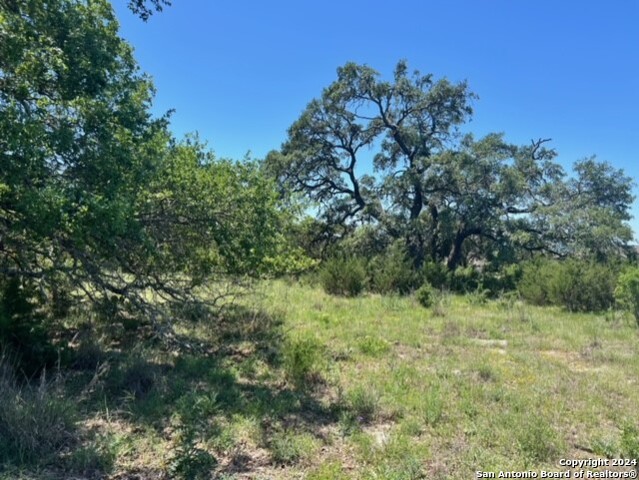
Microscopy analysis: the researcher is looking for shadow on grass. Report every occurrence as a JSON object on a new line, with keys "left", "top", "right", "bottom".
{"left": 55, "top": 304, "right": 343, "bottom": 478}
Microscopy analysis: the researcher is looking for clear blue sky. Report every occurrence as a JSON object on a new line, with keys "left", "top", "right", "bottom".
{"left": 111, "top": 0, "right": 639, "bottom": 237}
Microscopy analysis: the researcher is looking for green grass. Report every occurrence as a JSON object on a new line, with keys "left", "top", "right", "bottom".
{"left": 4, "top": 280, "right": 639, "bottom": 479}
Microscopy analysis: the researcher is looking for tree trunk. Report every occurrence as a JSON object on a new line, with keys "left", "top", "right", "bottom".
{"left": 446, "top": 227, "right": 481, "bottom": 270}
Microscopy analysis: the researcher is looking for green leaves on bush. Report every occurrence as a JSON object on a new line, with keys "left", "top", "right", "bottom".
{"left": 368, "top": 244, "right": 420, "bottom": 295}
{"left": 416, "top": 283, "right": 434, "bottom": 308}
{"left": 319, "top": 257, "right": 366, "bottom": 297}
{"left": 518, "top": 258, "right": 618, "bottom": 312}
{"left": 615, "top": 267, "right": 639, "bottom": 323}
{"left": 0, "top": 279, "right": 58, "bottom": 378}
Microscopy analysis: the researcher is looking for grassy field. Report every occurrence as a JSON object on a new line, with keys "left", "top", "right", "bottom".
{"left": 2, "top": 280, "right": 639, "bottom": 479}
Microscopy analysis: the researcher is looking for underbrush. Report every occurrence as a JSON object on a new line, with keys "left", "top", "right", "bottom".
{"left": 0, "top": 355, "right": 76, "bottom": 467}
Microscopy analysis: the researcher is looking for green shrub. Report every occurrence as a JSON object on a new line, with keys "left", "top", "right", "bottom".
{"left": 368, "top": 244, "right": 420, "bottom": 295}
{"left": 319, "top": 257, "right": 366, "bottom": 297}
{"left": 416, "top": 283, "right": 434, "bottom": 308}
{"left": 518, "top": 258, "right": 618, "bottom": 312}
{"left": 553, "top": 259, "right": 617, "bottom": 312}
{"left": 518, "top": 259, "right": 560, "bottom": 306}
{"left": 615, "top": 267, "right": 639, "bottom": 323}
{"left": 422, "top": 261, "right": 448, "bottom": 290}
{"left": 481, "top": 264, "right": 522, "bottom": 297}
{"left": 166, "top": 423, "right": 217, "bottom": 480}
{"left": 0, "top": 278, "right": 58, "bottom": 378}
{"left": 448, "top": 266, "right": 481, "bottom": 293}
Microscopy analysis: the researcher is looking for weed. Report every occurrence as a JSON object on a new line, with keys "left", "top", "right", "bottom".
{"left": 0, "top": 359, "right": 76, "bottom": 466}
{"left": 516, "top": 418, "right": 564, "bottom": 464}
{"left": 166, "top": 422, "right": 217, "bottom": 480}
{"left": 282, "top": 336, "right": 325, "bottom": 388}
{"left": 269, "top": 430, "right": 319, "bottom": 465}
{"left": 420, "top": 386, "right": 443, "bottom": 426}
{"left": 620, "top": 424, "right": 639, "bottom": 469}
{"left": 431, "top": 290, "right": 451, "bottom": 317}
{"left": 347, "top": 385, "right": 381, "bottom": 423}
{"left": 306, "top": 461, "right": 349, "bottom": 480}
{"left": 358, "top": 336, "right": 391, "bottom": 357}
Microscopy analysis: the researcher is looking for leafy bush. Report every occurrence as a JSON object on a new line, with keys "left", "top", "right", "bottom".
{"left": 481, "top": 264, "right": 523, "bottom": 297}
{"left": 319, "top": 257, "right": 366, "bottom": 297}
{"left": 518, "top": 259, "right": 560, "bottom": 306}
{"left": 416, "top": 283, "right": 434, "bottom": 308}
{"left": 518, "top": 258, "right": 618, "bottom": 312}
{"left": 615, "top": 267, "right": 639, "bottom": 323}
{"left": 553, "top": 259, "right": 617, "bottom": 312}
{"left": 448, "top": 266, "right": 481, "bottom": 293}
{"left": 422, "top": 261, "right": 448, "bottom": 290}
{"left": 368, "top": 244, "right": 420, "bottom": 295}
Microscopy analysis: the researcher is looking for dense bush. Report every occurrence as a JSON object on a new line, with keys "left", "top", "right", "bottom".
{"left": 416, "top": 283, "right": 435, "bottom": 308}
{"left": 422, "top": 261, "right": 449, "bottom": 290}
{"left": 448, "top": 266, "right": 482, "bottom": 293}
{"left": 518, "top": 258, "right": 618, "bottom": 312}
{"left": 368, "top": 244, "right": 420, "bottom": 295}
{"left": 615, "top": 267, "right": 639, "bottom": 323}
{"left": 319, "top": 257, "right": 366, "bottom": 297}
{"left": 481, "top": 264, "right": 523, "bottom": 297}
{"left": 0, "top": 278, "right": 59, "bottom": 378}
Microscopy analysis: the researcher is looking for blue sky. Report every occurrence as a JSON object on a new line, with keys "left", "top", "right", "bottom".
{"left": 112, "top": 0, "right": 639, "bottom": 236}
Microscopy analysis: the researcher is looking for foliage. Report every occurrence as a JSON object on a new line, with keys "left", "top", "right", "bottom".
{"left": 166, "top": 392, "right": 219, "bottom": 480}
{"left": 415, "top": 283, "right": 434, "bottom": 308}
{"left": 368, "top": 243, "right": 420, "bottom": 295}
{"left": 448, "top": 266, "right": 481, "bottom": 293}
{"left": 518, "top": 258, "right": 618, "bottom": 312}
{"left": 481, "top": 264, "right": 523, "bottom": 297}
{"left": 319, "top": 257, "right": 366, "bottom": 297}
{"left": 0, "top": 0, "right": 295, "bottom": 337}
{"left": 268, "top": 61, "right": 635, "bottom": 270}
{"left": 0, "top": 278, "right": 58, "bottom": 378}
{"left": 422, "top": 261, "right": 449, "bottom": 290}
{"left": 358, "top": 336, "right": 391, "bottom": 357}
{"left": 615, "top": 267, "right": 639, "bottom": 323}
{"left": 127, "top": 0, "right": 171, "bottom": 20}
{"left": 166, "top": 422, "right": 217, "bottom": 480}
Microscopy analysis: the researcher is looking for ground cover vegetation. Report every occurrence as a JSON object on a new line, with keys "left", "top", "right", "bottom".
{"left": 1, "top": 0, "right": 639, "bottom": 478}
